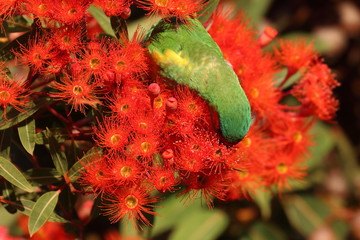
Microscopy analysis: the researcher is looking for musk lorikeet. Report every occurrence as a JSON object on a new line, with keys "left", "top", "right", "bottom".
{"left": 145, "top": 18, "right": 251, "bottom": 144}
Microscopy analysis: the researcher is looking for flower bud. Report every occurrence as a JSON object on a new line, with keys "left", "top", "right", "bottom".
{"left": 148, "top": 83, "right": 161, "bottom": 98}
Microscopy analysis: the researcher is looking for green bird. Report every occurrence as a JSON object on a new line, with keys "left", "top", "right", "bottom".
{"left": 145, "top": 18, "right": 251, "bottom": 144}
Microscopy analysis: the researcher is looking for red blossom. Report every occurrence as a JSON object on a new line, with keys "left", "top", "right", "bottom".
{"left": 93, "top": 0, "right": 131, "bottom": 17}
{"left": 14, "top": 36, "right": 57, "bottom": 73}
{"left": 292, "top": 61, "right": 340, "bottom": 121}
{"left": 50, "top": 72, "right": 101, "bottom": 113}
{"left": 93, "top": 116, "right": 131, "bottom": 151}
{"left": 136, "top": 0, "right": 206, "bottom": 23}
{"left": 101, "top": 186, "right": 159, "bottom": 228}
{"left": 274, "top": 38, "right": 317, "bottom": 74}
{"left": 0, "top": 76, "right": 29, "bottom": 119}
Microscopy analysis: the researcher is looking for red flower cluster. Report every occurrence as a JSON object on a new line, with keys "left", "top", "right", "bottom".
{"left": 1, "top": 1, "right": 339, "bottom": 230}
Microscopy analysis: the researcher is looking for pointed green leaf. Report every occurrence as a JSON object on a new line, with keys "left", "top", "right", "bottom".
{"left": 0, "top": 99, "right": 47, "bottom": 130}
{"left": 0, "top": 156, "right": 33, "bottom": 192}
{"left": 247, "top": 221, "right": 287, "bottom": 240}
{"left": 3, "top": 16, "right": 31, "bottom": 33}
{"left": 28, "top": 191, "right": 60, "bottom": 236}
{"left": 281, "top": 194, "right": 348, "bottom": 238}
{"left": 88, "top": 5, "right": 115, "bottom": 37}
{"left": 18, "top": 118, "right": 36, "bottom": 155}
{"left": 252, "top": 189, "right": 272, "bottom": 219}
{"left": 235, "top": 0, "right": 273, "bottom": 25}
{"left": 307, "top": 122, "right": 336, "bottom": 170}
{"left": 169, "top": 208, "right": 229, "bottom": 240}
{"left": 197, "top": 0, "right": 220, "bottom": 23}
{"left": 18, "top": 199, "right": 68, "bottom": 223}
{"left": 151, "top": 194, "right": 202, "bottom": 237}
{"left": 0, "top": 128, "right": 12, "bottom": 158}
{"left": 274, "top": 69, "right": 303, "bottom": 90}
{"left": 35, "top": 128, "right": 67, "bottom": 145}
{"left": 24, "top": 168, "right": 63, "bottom": 185}
{"left": 68, "top": 147, "right": 102, "bottom": 182}
{"left": 47, "top": 129, "right": 68, "bottom": 176}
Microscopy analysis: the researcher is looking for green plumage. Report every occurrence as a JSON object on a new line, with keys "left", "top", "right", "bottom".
{"left": 145, "top": 18, "right": 251, "bottom": 143}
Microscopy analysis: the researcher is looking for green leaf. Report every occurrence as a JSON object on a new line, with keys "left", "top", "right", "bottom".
{"left": 18, "top": 118, "right": 36, "bottom": 155}
{"left": 282, "top": 194, "right": 325, "bottom": 235}
{"left": 28, "top": 191, "right": 60, "bottom": 236}
{"left": 35, "top": 128, "right": 67, "bottom": 145}
{"left": 274, "top": 69, "right": 303, "bottom": 90}
{"left": 88, "top": 5, "right": 115, "bottom": 37}
{"left": 246, "top": 221, "right": 287, "bottom": 240}
{"left": 24, "top": 168, "right": 63, "bottom": 185}
{"left": 151, "top": 194, "right": 202, "bottom": 237}
{"left": 235, "top": 0, "right": 273, "bottom": 25}
{"left": 169, "top": 208, "right": 229, "bottom": 240}
{"left": 281, "top": 194, "right": 348, "bottom": 238}
{"left": 0, "top": 128, "right": 12, "bottom": 158}
{"left": 252, "top": 189, "right": 272, "bottom": 219}
{"left": 307, "top": 122, "right": 336, "bottom": 170}
{"left": 3, "top": 16, "right": 31, "bottom": 33}
{"left": 0, "top": 156, "right": 33, "bottom": 192}
{"left": 18, "top": 199, "right": 68, "bottom": 223}
{"left": 46, "top": 128, "right": 68, "bottom": 176}
{"left": 68, "top": 147, "right": 102, "bottom": 182}
{"left": 0, "top": 99, "right": 47, "bottom": 130}
{"left": 197, "top": 0, "right": 220, "bottom": 23}
{"left": 333, "top": 127, "right": 360, "bottom": 189}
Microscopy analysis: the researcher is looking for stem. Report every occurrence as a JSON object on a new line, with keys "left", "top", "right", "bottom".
{"left": 5, "top": 19, "right": 32, "bottom": 30}
{"left": 29, "top": 77, "right": 53, "bottom": 90}
{"left": 45, "top": 105, "right": 71, "bottom": 124}
{"left": 73, "top": 117, "right": 95, "bottom": 127}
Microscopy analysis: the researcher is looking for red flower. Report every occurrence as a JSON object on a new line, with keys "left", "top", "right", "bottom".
{"left": 93, "top": 0, "right": 131, "bottom": 17}
{"left": 51, "top": 25, "right": 83, "bottom": 51}
{"left": 93, "top": 116, "right": 131, "bottom": 152}
{"left": 263, "top": 153, "right": 307, "bottom": 191}
{"left": 23, "top": 0, "right": 53, "bottom": 19}
{"left": 50, "top": 72, "right": 101, "bottom": 114}
{"left": 180, "top": 173, "right": 227, "bottom": 208}
{"left": 292, "top": 61, "right": 340, "bottom": 121}
{"left": 225, "top": 169, "right": 263, "bottom": 200}
{"left": 108, "top": 34, "right": 149, "bottom": 84}
{"left": 274, "top": 38, "right": 316, "bottom": 74}
{"left": 51, "top": 0, "right": 90, "bottom": 24}
{"left": 76, "top": 41, "right": 109, "bottom": 81}
{"left": 101, "top": 186, "right": 159, "bottom": 228}
{"left": 0, "top": 0, "right": 19, "bottom": 22}
{"left": 127, "top": 132, "right": 160, "bottom": 160}
{"left": 104, "top": 154, "right": 143, "bottom": 186}
{"left": 149, "top": 167, "right": 178, "bottom": 193}
{"left": 0, "top": 76, "right": 29, "bottom": 119}
{"left": 137, "top": 0, "right": 206, "bottom": 23}
{"left": 128, "top": 109, "right": 164, "bottom": 136}
{"left": 80, "top": 154, "right": 111, "bottom": 196}
{"left": 15, "top": 36, "right": 57, "bottom": 73}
